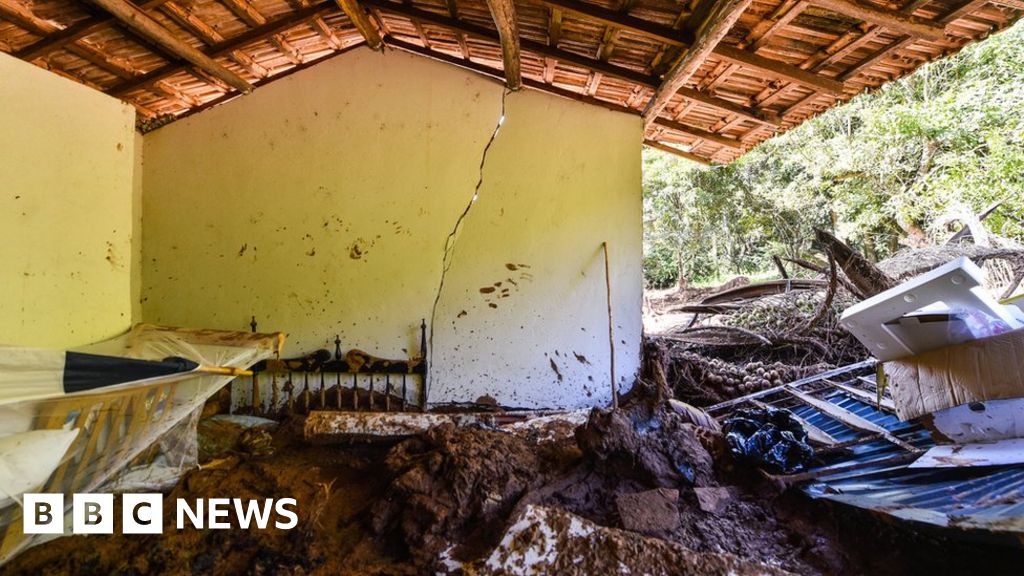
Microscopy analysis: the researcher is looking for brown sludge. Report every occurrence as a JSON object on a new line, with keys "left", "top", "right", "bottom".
{"left": 3, "top": 393, "right": 1021, "bottom": 575}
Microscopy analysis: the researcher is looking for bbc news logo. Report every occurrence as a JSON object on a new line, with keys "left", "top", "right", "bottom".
{"left": 24, "top": 494, "right": 298, "bottom": 534}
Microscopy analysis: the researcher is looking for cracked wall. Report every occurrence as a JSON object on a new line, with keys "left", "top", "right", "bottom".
{"left": 0, "top": 52, "right": 136, "bottom": 347}
{"left": 139, "top": 47, "right": 642, "bottom": 408}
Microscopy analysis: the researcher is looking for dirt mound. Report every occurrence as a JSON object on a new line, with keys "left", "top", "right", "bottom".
{"left": 5, "top": 408, "right": 1024, "bottom": 576}
{"left": 369, "top": 423, "right": 550, "bottom": 566}
{"left": 575, "top": 404, "right": 714, "bottom": 488}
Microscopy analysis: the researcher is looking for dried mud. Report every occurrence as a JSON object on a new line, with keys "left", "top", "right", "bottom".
{"left": 3, "top": 403, "right": 1022, "bottom": 576}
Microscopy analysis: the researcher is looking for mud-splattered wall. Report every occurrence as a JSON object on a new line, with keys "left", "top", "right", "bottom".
{"left": 140, "top": 48, "right": 641, "bottom": 409}
{"left": 0, "top": 52, "right": 136, "bottom": 348}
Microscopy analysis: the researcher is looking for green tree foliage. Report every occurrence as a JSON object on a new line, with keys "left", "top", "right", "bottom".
{"left": 644, "top": 21, "right": 1024, "bottom": 288}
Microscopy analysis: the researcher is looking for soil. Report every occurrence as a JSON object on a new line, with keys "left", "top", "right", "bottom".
{"left": 3, "top": 401, "right": 1022, "bottom": 575}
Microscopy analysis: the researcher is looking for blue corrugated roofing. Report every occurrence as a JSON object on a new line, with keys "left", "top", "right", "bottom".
{"left": 712, "top": 362, "right": 1024, "bottom": 536}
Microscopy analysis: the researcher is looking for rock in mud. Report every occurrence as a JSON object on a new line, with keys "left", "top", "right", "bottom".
{"left": 615, "top": 488, "right": 681, "bottom": 534}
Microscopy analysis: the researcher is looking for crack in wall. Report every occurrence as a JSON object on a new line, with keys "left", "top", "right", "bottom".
{"left": 426, "top": 88, "right": 510, "bottom": 402}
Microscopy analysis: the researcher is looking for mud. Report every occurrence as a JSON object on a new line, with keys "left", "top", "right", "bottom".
{"left": 4, "top": 404, "right": 1023, "bottom": 576}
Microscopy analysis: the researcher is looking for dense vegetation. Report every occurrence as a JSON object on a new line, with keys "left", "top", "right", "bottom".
{"left": 643, "top": 21, "right": 1024, "bottom": 289}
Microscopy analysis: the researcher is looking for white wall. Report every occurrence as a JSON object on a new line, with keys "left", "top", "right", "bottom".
{"left": 0, "top": 52, "right": 136, "bottom": 348}
{"left": 140, "top": 48, "right": 642, "bottom": 409}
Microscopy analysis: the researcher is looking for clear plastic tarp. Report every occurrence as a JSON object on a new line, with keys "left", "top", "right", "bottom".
{"left": 0, "top": 324, "right": 284, "bottom": 564}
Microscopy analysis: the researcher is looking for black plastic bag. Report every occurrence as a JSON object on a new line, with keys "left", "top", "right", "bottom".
{"left": 722, "top": 407, "right": 814, "bottom": 474}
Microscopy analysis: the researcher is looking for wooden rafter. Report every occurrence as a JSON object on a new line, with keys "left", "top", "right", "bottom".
{"left": 310, "top": 16, "right": 344, "bottom": 50}
{"left": 221, "top": 0, "right": 267, "bottom": 27}
{"left": 388, "top": 34, "right": 725, "bottom": 161}
{"left": 807, "top": 0, "right": 948, "bottom": 41}
{"left": 84, "top": 0, "right": 253, "bottom": 93}
{"left": 335, "top": 0, "right": 383, "bottom": 50}
{"left": 369, "top": 0, "right": 775, "bottom": 126}
{"left": 160, "top": 1, "right": 268, "bottom": 78}
{"left": 652, "top": 116, "right": 744, "bottom": 149}
{"left": 13, "top": 0, "right": 169, "bottom": 61}
{"left": 837, "top": 0, "right": 988, "bottom": 84}
{"left": 531, "top": 0, "right": 844, "bottom": 96}
{"left": 745, "top": 0, "right": 808, "bottom": 52}
{"left": 642, "top": 0, "right": 755, "bottom": 126}
{"left": 110, "top": 2, "right": 334, "bottom": 96}
{"left": 0, "top": 0, "right": 139, "bottom": 81}
{"left": 483, "top": 0, "right": 522, "bottom": 89}
{"left": 643, "top": 139, "right": 713, "bottom": 165}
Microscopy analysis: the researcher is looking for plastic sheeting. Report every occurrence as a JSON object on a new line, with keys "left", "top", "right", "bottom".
{"left": 0, "top": 324, "right": 283, "bottom": 565}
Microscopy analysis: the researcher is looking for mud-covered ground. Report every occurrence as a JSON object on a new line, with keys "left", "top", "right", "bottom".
{"left": 4, "top": 401, "right": 1022, "bottom": 576}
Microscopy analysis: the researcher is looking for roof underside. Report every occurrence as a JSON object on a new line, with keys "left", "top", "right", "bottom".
{"left": 1, "top": 0, "right": 1020, "bottom": 163}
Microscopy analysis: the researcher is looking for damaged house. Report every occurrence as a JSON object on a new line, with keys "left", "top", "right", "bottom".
{"left": 1, "top": 0, "right": 1023, "bottom": 573}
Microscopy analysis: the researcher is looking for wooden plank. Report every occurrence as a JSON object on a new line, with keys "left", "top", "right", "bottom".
{"left": 335, "top": 0, "right": 382, "bottom": 49}
{"left": 747, "top": 0, "right": 808, "bottom": 51}
{"left": 14, "top": 0, "right": 169, "bottom": 61}
{"left": 161, "top": 0, "right": 269, "bottom": 78}
{"left": 221, "top": 0, "right": 267, "bottom": 27}
{"left": 85, "top": 0, "right": 253, "bottom": 93}
{"left": 387, "top": 36, "right": 639, "bottom": 115}
{"left": 838, "top": 0, "right": 989, "bottom": 82}
{"left": 785, "top": 388, "right": 920, "bottom": 452}
{"left": 713, "top": 43, "right": 845, "bottom": 95}
{"left": 807, "top": 0, "right": 948, "bottom": 40}
{"left": 838, "top": 35, "right": 915, "bottom": 81}
{"left": 483, "top": 0, "right": 522, "bottom": 89}
{"left": 828, "top": 377, "right": 897, "bottom": 412}
{"left": 110, "top": 1, "right": 333, "bottom": 95}
{"left": 643, "top": 139, "right": 714, "bottom": 165}
{"left": 531, "top": 0, "right": 845, "bottom": 95}
{"left": 652, "top": 116, "right": 745, "bottom": 149}
{"left": 370, "top": 0, "right": 783, "bottom": 125}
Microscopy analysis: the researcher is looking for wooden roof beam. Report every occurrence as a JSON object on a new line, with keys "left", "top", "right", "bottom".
{"left": 530, "top": 0, "right": 844, "bottom": 96}
{"left": 0, "top": 0, "right": 144, "bottom": 80}
{"left": 746, "top": 0, "right": 808, "bottom": 52}
{"left": 651, "top": 116, "right": 745, "bottom": 149}
{"left": 84, "top": 0, "right": 253, "bottom": 93}
{"left": 386, "top": 35, "right": 636, "bottom": 115}
{"left": 110, "top": 2, "right": 334, "bottom": 96}
{"left": 368, "top": 0, "right": 776, "bottom": 126}
{"left": 483, "top": 0, "right": 522, "bottom": 89}
{"left": 221, "top": 0, "right": 267, "bottom": 27}
{"left": 642, "top": 0, "right": 754, "bottom": 126}
{"left": 838, "top": 0, "right": 988, "bottom": 83}
{"left": 14, "top": 0, "right": 169, "bottom": 61}
{"left": 160, "top": 1, "right": 269, "bottom": 78}
{"left": 335, "top": 0, "right": 383, "bottom": 50}
{"left": 643, "top": 139, "right": 714, "bottom": 165}
{"left": 806, "top": 0, "right": 948, "bottom": 41}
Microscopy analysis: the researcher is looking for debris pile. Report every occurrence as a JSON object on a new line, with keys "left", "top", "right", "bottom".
{"left": 4, "top": 398, "right": 1023, "bottom": 576}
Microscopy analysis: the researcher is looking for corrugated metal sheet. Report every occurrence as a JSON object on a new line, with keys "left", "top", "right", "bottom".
{"left": 710, "top": 362, "right": 1024, "bottom": 537}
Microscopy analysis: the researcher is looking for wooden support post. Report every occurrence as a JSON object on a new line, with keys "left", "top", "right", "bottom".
{"left": 484, "top": 0, "right": 522, "bottom": 90}
{"left": 642, "top": 0, "right": 754, "bottom": 126}
{"left": 335, "top": 0, "right": 383, "bottom": 50}
{"left": 602, "top": 242, "right": 618, "bottom": 409}
{"left": 84, "top": 0, "right": 253, "bottom": 93}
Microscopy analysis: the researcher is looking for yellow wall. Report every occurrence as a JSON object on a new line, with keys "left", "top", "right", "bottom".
{"left": 0, "top": 52, "right": 136, "bottom": 348}
{"left": 140, "top": 48, "right": 642, "bottom": 408}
